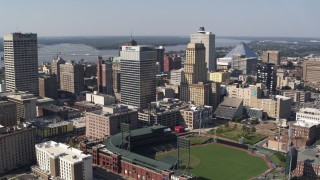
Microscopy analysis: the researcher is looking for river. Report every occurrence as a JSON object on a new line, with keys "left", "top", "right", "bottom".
{"left": 0, "top": 38, "right": 248, "bottom": 67}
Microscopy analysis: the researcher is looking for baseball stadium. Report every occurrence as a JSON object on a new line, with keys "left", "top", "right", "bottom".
{"left": 80, "top": 124, "right": 270, "bottom": 180}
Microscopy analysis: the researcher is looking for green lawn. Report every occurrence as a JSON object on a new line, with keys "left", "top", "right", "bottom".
{"left": 210, "top": 127, "right": 266, "bottom": 145}
{"left": 156, "top": 144, "right": 269, "bottom": 180}
{"left": 186, "top": 136, "right": 211, "bottom": 145}
{"left": 269, "top": 153, "right": 286, "bottom": 167}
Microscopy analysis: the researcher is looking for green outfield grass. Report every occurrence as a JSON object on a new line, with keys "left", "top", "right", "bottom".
{"left": 156, "top": 143, "right": 269, "bottom": 180}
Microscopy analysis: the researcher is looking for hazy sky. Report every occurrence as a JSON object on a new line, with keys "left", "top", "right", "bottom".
{"left": 1, "top": 0, "right": 319, "bottom": 37}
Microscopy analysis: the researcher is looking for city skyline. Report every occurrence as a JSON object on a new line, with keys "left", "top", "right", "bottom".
{"left": 1, "top": 0, "right": 320, "bottom": 37}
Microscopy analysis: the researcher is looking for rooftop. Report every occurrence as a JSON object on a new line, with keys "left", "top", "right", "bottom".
{"left": 275, "top": 95, "right": 291, "bottom": 100}
{"left": 298, "top": 107, "right": 320, "bottom": 114}
{"left": 294, "top": 120, "right": 318, "bottom": 128}
{"left": 36, "top": 141, "right": 91, "bottom": 163}
{"left": 28, "top": 116, "right": 71, "bottom": 129}
{"left": 220, "top": 97, "right": 243, "bottom": 108}
{"left": 297, "top": 147, "right": 320, "bottom": 165}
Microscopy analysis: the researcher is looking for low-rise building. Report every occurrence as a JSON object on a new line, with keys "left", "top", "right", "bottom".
{"left": 7, "top": 92, "right": 37, "bottom": 123}
{"left": 291, "top": 120, "right": 319, "bottom": 149}
{"left": 86, "top": 92, "right": 115, "bottom": 106}
{"left": 180, "top": 105, "right": 213, "bottom": 130}
{"left": 214, "top": 97, "right": 243, "bottom": 120}
{"left": 209, "top": 71, "right": 230, "bottom": 83}
{"left": 296, "top": 107, "right": 320, "bottom": 123}
{"left": 70, "top": 117, "right": 86, "bottom": 135}
{"left": 36, "top": 98, "right": 55, "bottom": 117}
{"left": 294, "top": 147, "right": 320, "bottom": 178}
{"left": 227, "top": 83, "right": 263, "bottom": 107}
{"left": 42, "top": 104, "right": 81, "bottom": 120}
{"left": 267, "top": 136, "right": 288, "bottom": 152}
{"left": 0, "top": 100, "right": 17, "bottom": 127}
{"left": 73, "top": 101, "right": 102, "bottom": 112}
{"left": 33, "top": 141, "right": 92, "bottom": 180}
{"left": 277, "top": 76, "right": 297, "bottom": 90}
{"left": 138, "top": 99, "right": 186, "bottom": 128}
{"left": 0, "top": 124, "right": 36, "bottom": 174}
{"left": 28, "top": 116, "right": 73, "bottom": 138}
{"left": 250, "top": 95, "right": 292, "bottom": 120}
{"left": 281, "top": 90, "right": 311, "bottom": 103}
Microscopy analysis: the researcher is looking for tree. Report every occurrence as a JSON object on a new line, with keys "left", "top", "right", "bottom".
{"left": 251, "top": 127, "right": 256, "bottom": 133}
{"left": 245, "top": 76, "right": 255, "bottom": 85}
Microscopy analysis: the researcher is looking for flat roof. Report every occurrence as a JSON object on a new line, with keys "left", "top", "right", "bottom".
{"left": 297, "top": 147, "right": 320, "bottom": 165}
{"left": 36, "top": 141, "right": 91, "bottom": 163}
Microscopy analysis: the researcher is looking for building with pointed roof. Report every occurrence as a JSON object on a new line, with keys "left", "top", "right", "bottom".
{"left": 224, "top": 42, "right": 258, "bottom": 58}
{"left": 218, "top": 42, "right": 258, "bottom": 75}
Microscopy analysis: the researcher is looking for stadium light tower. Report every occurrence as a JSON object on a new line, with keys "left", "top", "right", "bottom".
{"left": 177, "top": 137, "right": 191, "bottom": 174}
{"left": 120, "top": 123, "right": 131, "bottom": 151}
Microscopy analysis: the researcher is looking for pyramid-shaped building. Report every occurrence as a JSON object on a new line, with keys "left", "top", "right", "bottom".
{"left": 217, "top": 42, "right": 258, "bottom": 75}
{"left": 224, "top": 42, "right": 258, "bottom": 58}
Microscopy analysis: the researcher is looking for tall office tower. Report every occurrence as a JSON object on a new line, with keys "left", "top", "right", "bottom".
{"left": 4, "top": 33, "right": 39, "bottom": 96}
{"left": 97, "top": 57, "right": 113, "bottom": 95}
{"left": 51, "top": 57, "right": 65, "bottom": 88}
{"left": 33, "top": 141, "right": 92, "bottom": 180}
{"left": 262, "top": 51, "right": 281, "bottom": 65}
{"left": 60, "top": 60, "right": 84, "bottom": 94}
{"left": 39, "top": 74, "right": 58, "bottom": 99}
{"left": 112, "top": 57, "right": 121, "bottom": 93}
{"left": 0, "top": 100, "right": 17, "bottom": 127}
{"left": 190, "top": 27, "right": 216, "bottom": 72}
{"left": 120, "top": 45, "right": 156, "bottom": 108}
{"left": 182, "top": 43, "right": 207, "bottom": 84}
{"left": 155, "top": 46, "right": 165, "bottom": 73}
{"left": 257, "top": 63, "right": 277, "bottom": 93}
{"left": 0, "top": 125, "right": 36, "bottom": 174}
{"left": 84, "top": 64, "right": 97, "bottom": 78}
{"left": 7, "top": 92, "right": 37, "bottom": 123}
{"left": 180, "top": 43, "right": 207, "bottom": 103}
{"left": 303, "top": 60, "right": 320, "bottom": 83}
{"left": 164, "top": 54, "right": 182, "bottom": 72}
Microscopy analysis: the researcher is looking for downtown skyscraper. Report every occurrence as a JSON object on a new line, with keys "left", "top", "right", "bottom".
{"left": 97, "top": 56, "right": 113, "bottom": 95}
{"left": 190, "top": 27, "right": 216, "bottom": 72}
{"left": 120, "top": 45, "right": 156, "bottom": 109}
{"left": 180, "top": 43, "right": 221, "bottom": 108}
{"left": 4, "top": 33, "right": 39, "bottom": 95}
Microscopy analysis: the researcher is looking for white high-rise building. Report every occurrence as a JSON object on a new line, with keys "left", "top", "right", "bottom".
{"left": 120, "top": 45, "right": 156, "bottom": 109}
{"left": 4, "top": 33, "right": 39, "bottom": 96}
{"left": 34, "top": 141, "right": 93, "bottom": 180}
{"left": 190, "top": 27, "right": 216, "bottom": 72}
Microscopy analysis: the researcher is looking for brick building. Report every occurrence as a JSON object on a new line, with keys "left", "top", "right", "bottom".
{"left": 0, "top": 124, "right": 36, "bottom": 174}
{"left": 85, "top": 105, "right": 137, "bottom": 140}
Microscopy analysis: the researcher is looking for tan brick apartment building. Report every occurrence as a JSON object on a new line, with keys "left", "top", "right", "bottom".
{"left": 0, "top": 124, "right": 36, "bottom": 174}
{"left": 85, "top": 105, "right": 137, "bottom": 140}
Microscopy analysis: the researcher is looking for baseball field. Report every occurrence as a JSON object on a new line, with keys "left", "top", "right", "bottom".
{"left": 156, "top": 143, "right": 269, "bottom": 180}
